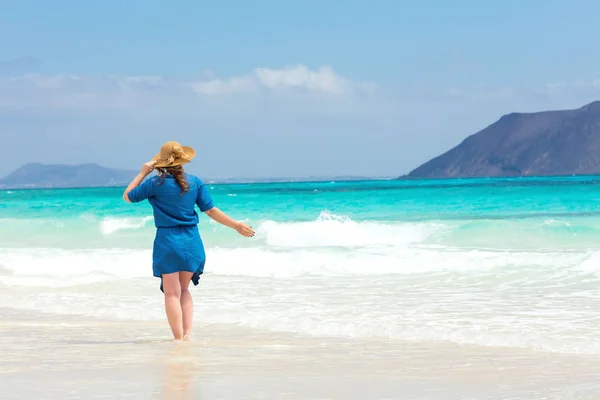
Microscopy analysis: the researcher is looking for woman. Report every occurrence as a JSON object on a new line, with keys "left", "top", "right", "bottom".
{"left": 123, "top": 141, "right": 254, "bottom": 341}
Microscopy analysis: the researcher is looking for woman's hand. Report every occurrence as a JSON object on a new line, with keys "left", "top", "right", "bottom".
{"left": 141, "top": 160, "right": 157, "bottom": 176}
{"left": 204, "top": 208, "right": 255, "bottom": 238}
{"left": 235, "top": 222, "right": 255, "bottom": 237}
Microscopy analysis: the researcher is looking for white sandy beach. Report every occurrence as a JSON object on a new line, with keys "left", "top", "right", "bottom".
{"left": 2, "top": 308, "right": 600, "bottom": 400}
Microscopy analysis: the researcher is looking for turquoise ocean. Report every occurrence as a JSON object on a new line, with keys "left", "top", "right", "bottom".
{"left": 1, "top": 177, "right": 599, "bottom": 355}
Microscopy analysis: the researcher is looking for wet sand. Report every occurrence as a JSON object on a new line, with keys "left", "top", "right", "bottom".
{"left": 1, "top": 308, "right": 599, "bottom": 400}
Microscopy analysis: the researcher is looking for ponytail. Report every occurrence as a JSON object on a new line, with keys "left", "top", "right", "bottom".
{"left": 157, "top": 166, "right": 190, "bottom": 194}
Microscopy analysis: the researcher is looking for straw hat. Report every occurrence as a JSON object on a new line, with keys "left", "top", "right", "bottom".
{"left": 152, "top": 141, "right": 196, "bottom": 168}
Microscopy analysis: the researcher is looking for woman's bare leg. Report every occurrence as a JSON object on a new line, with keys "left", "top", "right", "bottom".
{"left": 179, "top": 272, "right": 194, "bottom": 340}
{"left": 162, "top": 273, "right": 184, "bottom": 340}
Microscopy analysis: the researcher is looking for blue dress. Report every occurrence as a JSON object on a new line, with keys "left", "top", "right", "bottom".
{"left": 127, "top": 173, "right": 214, "bottom": 292}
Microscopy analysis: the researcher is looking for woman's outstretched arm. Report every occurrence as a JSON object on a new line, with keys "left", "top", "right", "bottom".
{"left": 123, "top": 161, "right": 156, "bottom": 203}
{"left": 204, "top": 208, "right": 255, "bottom": 237}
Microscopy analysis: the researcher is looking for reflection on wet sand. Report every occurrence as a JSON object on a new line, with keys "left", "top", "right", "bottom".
{"left": 160, "top": 342, "right": 201, "bottom": 400}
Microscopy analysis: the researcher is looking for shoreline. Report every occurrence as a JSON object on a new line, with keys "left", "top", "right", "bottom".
{"left": 2, "top": 308, "right": 600, "bottom": 399}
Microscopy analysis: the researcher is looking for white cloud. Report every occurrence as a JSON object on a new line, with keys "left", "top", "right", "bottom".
{"left": 191, "top": 76, "right": 254, "bottom": 95}
{"left": 255, "top": 65, "right": 347, "bottom": 93}
{"left": 0, "top": 64, "right": 598, "bottom": 121}
{"left": 190, "top": 65, "right": 372, "bottom": 95}
{"left": 0, "top": 65, "right": 379, "bottom": 115}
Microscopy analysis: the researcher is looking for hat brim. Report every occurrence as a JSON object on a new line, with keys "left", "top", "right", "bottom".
{"left": 152, "top": 145, "right": 196, "bottom": 168}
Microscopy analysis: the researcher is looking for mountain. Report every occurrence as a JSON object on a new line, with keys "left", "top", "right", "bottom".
{"left": 404, "top": 100, "right": 600, "bottom": 179}
{"left": 0, "top": 163, "right": 137, "bottom": 188}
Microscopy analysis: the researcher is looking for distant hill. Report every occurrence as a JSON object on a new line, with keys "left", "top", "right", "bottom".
{"left": 0, "top": 163, "right": 137, "bottom": 188}
{"left": 403, "top": 100, "right": 600, "bottom": 179}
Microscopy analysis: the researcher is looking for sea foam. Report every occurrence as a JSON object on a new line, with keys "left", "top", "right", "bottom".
{"left": 257, "top": 211, "right": 444, "bottom": 248}
{"left": 100, "top": 216, "right": 153, "bottom": 235}
{"left": 0, "top": 245, "right": 592, "bottom": 287}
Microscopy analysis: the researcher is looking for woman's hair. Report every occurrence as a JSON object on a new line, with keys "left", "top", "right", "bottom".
{"left": 156, "top": 165, "right": 190, "bottom": 194}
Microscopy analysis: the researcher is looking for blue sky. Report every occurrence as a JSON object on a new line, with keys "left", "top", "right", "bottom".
{"left": 1, "top": 0, "right": 599, "bottom": 178}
